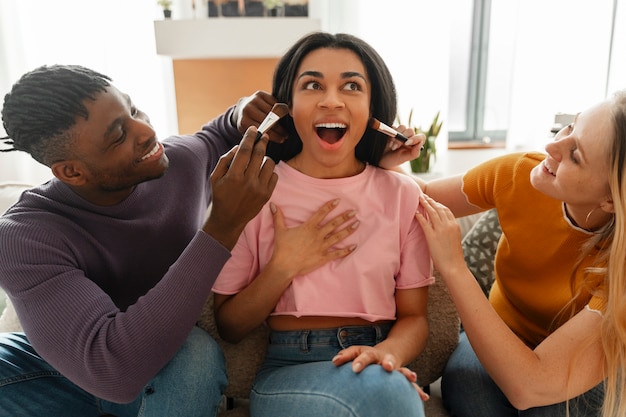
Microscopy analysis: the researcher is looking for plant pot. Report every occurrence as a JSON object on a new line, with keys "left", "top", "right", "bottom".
{"left": 163, "top": 9, "right": 172, "bottom": 18}
{"left": 410, "top": 136, "right": 436, "bottom": 173}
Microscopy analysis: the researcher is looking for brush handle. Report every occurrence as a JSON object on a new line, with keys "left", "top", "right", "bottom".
{"left": 371, "top": 118, "right": 408, "bottom": 143}
{"left": 254, "top": 130, "right": 264, "bottom": 144}
{"left": 258, "top": 112, "right": 279, "bottom": 133}
{"left": 394, "top": 132, "right": 409, "bottom": 143}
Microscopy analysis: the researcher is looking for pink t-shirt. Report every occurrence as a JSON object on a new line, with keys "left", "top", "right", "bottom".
{"left": 212, "top": 162, "right": 433, "bottom": 322}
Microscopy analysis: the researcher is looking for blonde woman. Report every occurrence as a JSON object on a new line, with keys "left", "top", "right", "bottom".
{"left": 415, "top": 91, "right": 626, "bottom": 416}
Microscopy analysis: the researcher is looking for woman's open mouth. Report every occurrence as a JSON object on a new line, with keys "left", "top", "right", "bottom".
{"left": 316, "top": 123, "right": 347, "bottom": 147}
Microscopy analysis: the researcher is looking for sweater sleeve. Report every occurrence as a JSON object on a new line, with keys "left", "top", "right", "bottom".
{"left": 182, "top": 105, "right": 242, "bottom": 180}
{"left": 0, "top": 214, "right": 231, "bottom": 403}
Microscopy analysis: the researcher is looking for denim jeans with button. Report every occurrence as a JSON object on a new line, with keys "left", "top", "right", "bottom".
{"left": 0, "top": 327, "right": 227, "bottom": 417}
{"left": 442, "top": 331, "right": 604, "bottom": 417}
{"left": 250, "top": 323, "right": 425, "bottom": 417}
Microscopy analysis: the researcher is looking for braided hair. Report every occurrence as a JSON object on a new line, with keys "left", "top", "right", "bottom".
{"left": 1, "top": 65, "right": 111, "bottom": 166}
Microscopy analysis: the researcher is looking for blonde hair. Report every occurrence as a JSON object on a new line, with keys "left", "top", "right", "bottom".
{"left": 579, "top": 90, "right": 626, "bottom": 417}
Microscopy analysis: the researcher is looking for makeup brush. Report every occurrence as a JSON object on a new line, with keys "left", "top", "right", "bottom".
{"left": 255, "top": 103, "right": 289, "bottom": 143}
{"left": 369, "top": 118, "right": 409, "bottom": 143}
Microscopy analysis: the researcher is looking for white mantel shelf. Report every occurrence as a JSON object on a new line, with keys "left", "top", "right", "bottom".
{"left": 154, "top": 18, "right": 322, "bottom": 59}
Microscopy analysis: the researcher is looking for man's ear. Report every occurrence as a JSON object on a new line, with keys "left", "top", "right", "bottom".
{"left": 51, "top": 160, "right": 87, "bottom": 186}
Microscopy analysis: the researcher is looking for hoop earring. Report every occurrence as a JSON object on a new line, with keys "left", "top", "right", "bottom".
{"left": 585, "top": 207, "right": 600, "bottom": 229}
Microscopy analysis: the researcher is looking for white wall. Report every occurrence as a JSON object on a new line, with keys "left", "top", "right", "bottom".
{"left": 506, "top": 0, "right": 615, "bottom": 154}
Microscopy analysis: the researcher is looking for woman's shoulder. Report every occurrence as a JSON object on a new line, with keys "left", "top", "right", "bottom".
{"left": 369, "top": 166, "right": 421, "bottom": 192}
{"left": 366, "top": 167, "right": 422, "bottom": 213}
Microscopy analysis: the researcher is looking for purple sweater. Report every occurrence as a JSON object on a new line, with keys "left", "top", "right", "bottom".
{"left": 0, "top": 108, "right": 240, "bottom": 402}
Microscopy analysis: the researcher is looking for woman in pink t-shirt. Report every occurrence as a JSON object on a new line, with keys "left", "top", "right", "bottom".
{"left": 212, "top": 32, "right": 431, "bottom": 416}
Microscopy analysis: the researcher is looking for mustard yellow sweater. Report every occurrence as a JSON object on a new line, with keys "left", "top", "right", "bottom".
{"left": 463, "top": 152, "right": 601, "bottom": 347}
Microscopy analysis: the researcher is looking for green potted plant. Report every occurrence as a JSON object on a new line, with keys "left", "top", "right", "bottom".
{"left": 400, "top": 110, "right": 443, "bottom": 173}
{"left": 157, "top": 0, "right": 173, "bottom": 18}
{"left": 263, "top": 0, "right": 284, "bottom": 16}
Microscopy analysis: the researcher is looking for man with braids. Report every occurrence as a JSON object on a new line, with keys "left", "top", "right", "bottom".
{"left": 0, "top": 64, "right": 348, "bottom": 417}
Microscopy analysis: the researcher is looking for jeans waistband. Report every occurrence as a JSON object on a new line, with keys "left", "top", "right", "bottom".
{"left": 268, "top": 323, "right": 392, "bottom": 351}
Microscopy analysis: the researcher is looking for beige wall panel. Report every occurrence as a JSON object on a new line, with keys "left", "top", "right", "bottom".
{"left": 172, "top": 58, "right": 278, "bottom": 134}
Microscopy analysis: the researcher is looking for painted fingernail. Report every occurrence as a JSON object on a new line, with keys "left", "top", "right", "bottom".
{"left": 270, "top": 202, "right": 277, "bottom": 214}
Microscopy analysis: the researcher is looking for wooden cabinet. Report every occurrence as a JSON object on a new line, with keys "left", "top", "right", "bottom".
{"left": 154, "top": 18, "right": 321, "bottom": 133}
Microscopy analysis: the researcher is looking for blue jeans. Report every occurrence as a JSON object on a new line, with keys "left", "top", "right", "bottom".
{"left": 250, "top": 324, "right": 425, "bottom": 417}
{"left": 442, "top": 331, "right": 604, "bottom": 417}
{"left": 0, "top": 327, "right": 227, "bottom": 417}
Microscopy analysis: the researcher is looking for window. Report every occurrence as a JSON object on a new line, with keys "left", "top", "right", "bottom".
{"left": 448, "top": 0, "right": 517, "bottom": 145}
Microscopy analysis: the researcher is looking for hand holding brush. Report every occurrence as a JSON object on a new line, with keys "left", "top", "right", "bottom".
{"left": 370, "top": 118, "right": 425, "bottom": 151}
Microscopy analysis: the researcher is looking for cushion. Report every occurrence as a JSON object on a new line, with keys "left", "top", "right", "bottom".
{"left": 197, "top": 296, "right": 269, "bottom": 399}
{"left": 406, "top": 270, "right": 459, "bottom": 386}
{"left": 0, "top": 182, "right": 31, "bottom": 214}
{"left": 461, "top": 209, "right": 501, "bottom": 297}
{"left": 0, "top": 297, "right": 21, "bottom": 333}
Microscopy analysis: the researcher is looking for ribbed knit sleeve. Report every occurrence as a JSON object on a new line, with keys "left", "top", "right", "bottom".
{"left": 461, "top": 152, "right": 536, "bottom": 209}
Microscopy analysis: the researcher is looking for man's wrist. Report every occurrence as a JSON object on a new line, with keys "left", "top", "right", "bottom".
{"left": 230, "top": 99, "right": 244, "bottom": 130}
{"left": 229, "top": 107, "right": 237, "bottom": 128}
